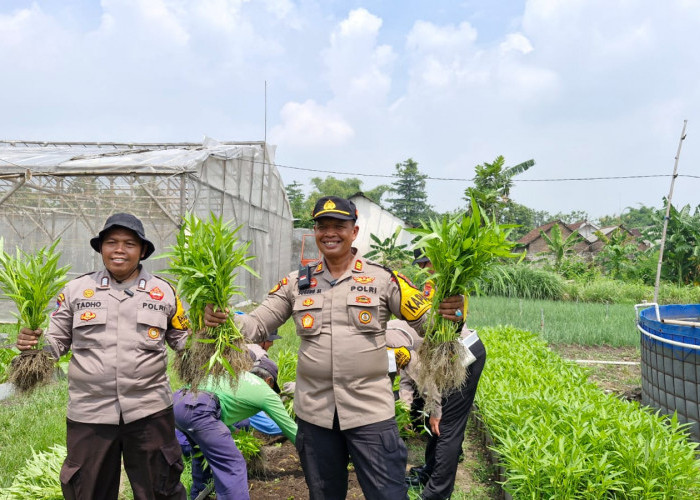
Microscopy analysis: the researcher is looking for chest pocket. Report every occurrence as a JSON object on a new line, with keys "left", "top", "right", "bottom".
{"left": 293, "top": 295, "right": 324, "bottom": 336}
{"left": 72, "top": 308, "right": 108, "bottom": 348}
{"left": 137, "top": 305, "right": 169, "bottom": 350}
{"left": 347, "top": 293, "right": 382, "bottom": 333}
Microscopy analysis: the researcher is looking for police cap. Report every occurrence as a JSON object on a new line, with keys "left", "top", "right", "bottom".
{"left": 311, "top": 196, "right": 358, "bottom": 221}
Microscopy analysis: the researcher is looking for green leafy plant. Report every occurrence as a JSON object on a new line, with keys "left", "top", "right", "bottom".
{"left": 478, "top": 326, "right": 700, "bottom": 498}
{"left": 232, "top": 428, "right": 263, "bottom": 462}
{"left": 364, "top": 227, "right": 412, "bottom": 268}
{"left": 0, "top": 348, "right": 19, "bottom": 384}
{"left": 0, "top": 445, "right": 65, "bottom": 499}
{"left": 395, "top": 399, "right": 416, "bottom": 439}
{"left": 233, "top": 428, "right": 266, "bottom": 478}
{"left": 160, "top": 213, "right": 259, "bottom": 389}
{"left": 273, "top": 348, "right": 298, "bottom": 420}
{"left": 409, "top": 200, "right": 521, "bottom": 395}
{"left": 0, "top": 239, "right": 70, "bottom": 392}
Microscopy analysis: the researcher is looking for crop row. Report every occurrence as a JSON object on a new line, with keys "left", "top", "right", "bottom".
{"left": 477, "top": 326, "right": 700, "bottom": 498}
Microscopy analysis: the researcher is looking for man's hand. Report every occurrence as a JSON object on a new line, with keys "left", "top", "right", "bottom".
{"left": 429, "top": 415, "right": 441, "bottom": 436}
{"left": 437, "top": 295, "right": 465, "bottom": 323}
{"left": 204, "top": 304, "right": 228, "bottom": 328}
{"left": 17, "top": 327, "right": 42, "bottom": 351}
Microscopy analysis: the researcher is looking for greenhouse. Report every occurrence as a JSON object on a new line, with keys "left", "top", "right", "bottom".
{"left": 0, "top": 138, "right": 293, "bottom": 320}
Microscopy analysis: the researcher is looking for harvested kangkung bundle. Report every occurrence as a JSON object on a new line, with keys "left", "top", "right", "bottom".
{"left": 0, "top": 239, "right": 70, "bottom": 392}
{"left": 162, "top": 213, "right": 258, "bottom": 389}
{"left": 409, "top": 201, "right": 520, "bottom": 396}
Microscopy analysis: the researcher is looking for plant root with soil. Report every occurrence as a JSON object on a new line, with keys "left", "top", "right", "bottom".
{"left": 175, "top": 334, "right": 251, "bottom": 390}
{"left": 417, "top": 340, "right": 469, "bottom": 406}
{"left": 9, "top": 349, "right": 55, "bottom": 392}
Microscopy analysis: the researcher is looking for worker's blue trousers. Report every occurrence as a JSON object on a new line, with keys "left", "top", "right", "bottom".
{"left": 172, "top": 389, "right": 249, "bottom": 500}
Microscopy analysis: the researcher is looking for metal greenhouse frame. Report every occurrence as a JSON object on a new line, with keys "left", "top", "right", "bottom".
{"left": 0, "top": 139, "right": 293, "bottom": 321}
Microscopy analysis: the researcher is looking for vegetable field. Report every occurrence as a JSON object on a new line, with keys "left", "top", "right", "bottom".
{"left": 1, "top": 295, "right": 696, "bottom": 499}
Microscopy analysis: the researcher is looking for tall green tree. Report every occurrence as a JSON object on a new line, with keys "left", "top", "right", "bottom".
{"left": 551, "top": 210, "right": 590, "bottom": 224}
{"left": 386, "top": 159, "right": 433, "bottom": 227}
{"left": 464, "top": 156, "right": 535, "bottom": 219}
{"left": 308, "top": 176, "right": 389, "bottom": 204}
{"left": 287, "top": 176, "right": 391, "bottom": 228}
{"left": 599, "top": 204, "right": 657, "bottom": 230}
{"left": 285, "top": 181, "right": 312, "bottom": 228}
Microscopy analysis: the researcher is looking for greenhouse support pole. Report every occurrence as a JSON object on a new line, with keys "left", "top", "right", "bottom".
{"left": 653, "top": 119, "right": 687, "bottom": 303}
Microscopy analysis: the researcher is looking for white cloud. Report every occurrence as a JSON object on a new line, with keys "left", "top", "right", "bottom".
{"left": 500, "top": 33, "right": 533, "bottom": 54}
{"left": 98, "top": 0, "right": 190, "bottom": 47}
{"left": 270, "top": 99, "right": 355, "bottom": 147}
{"left": 322, "top": 8, "right": 395, "bottom": 106}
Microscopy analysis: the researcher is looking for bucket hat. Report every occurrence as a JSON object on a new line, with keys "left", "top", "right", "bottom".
{"left": 90, "top": 213, "right": 156, "bottom": 260}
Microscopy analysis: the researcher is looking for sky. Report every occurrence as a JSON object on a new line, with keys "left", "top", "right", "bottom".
{"left": 1, "top": 0, "right": 699, "bottom": 220}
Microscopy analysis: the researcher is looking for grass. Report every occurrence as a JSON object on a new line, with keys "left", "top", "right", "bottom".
{"left": 467, "top": 295, "right": 639, "bottom": 347}
{"left": 0, "top": 379, "right": 68, "bottom": 488}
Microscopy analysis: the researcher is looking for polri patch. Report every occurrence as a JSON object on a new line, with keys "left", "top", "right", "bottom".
{"left": 358, "top": 310, "right": 372, "bottom": 324}
{"left": 302, "top": 298, "right": 315, "bottom": 307}
{"left": 83, "top": 289, "right": 94, "bottom": 298}
{"left": 80, "top": 311, "right": 96, "bottom": 321}
{"left": 147, "top": 327, "right": 160, "bottom": 339}
{"left": 301, "top": 314, "right": 314, "bottom": 329}
{"left": 149, "top": 287, "right": 164, "bottom": 301}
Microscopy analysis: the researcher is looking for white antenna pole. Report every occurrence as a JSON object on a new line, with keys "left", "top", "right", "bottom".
{"left": 653, "top": 119, "right": 688, "bottom": 303}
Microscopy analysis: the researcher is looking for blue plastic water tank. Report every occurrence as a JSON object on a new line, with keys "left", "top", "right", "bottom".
{"left": 638, "top": 304, "right": 700, "bottom": 441}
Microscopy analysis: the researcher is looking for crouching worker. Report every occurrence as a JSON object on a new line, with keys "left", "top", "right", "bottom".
{"left": 17, "top": 213, "right": 189, "bottom": 500}
{"left": 173, "top": 357, "right": 297, "bottom": 500}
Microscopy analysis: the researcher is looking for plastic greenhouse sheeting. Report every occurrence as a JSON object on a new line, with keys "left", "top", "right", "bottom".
{"left": 0, "top": 138, "right": 293, "bottom": 321}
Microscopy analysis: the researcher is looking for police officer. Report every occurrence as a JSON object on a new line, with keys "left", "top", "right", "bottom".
{"left": 204, "top": 196, "right": 464, "bottom": 500}
{"left": 17, "top": 213, "right": 189, "bottom": 500}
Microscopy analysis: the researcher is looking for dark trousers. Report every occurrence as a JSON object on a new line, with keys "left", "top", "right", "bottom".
{"left": 172, "top": 389, "right": 249, "bottom": 500}
{"left": 422, "top": 339, "right": 486, "bottom": 500}
{"left": 60, "top": 407, "right": 186, "bottom": 500}
{"left": 296, "top": 412, "right": 408, "bottom": 500}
